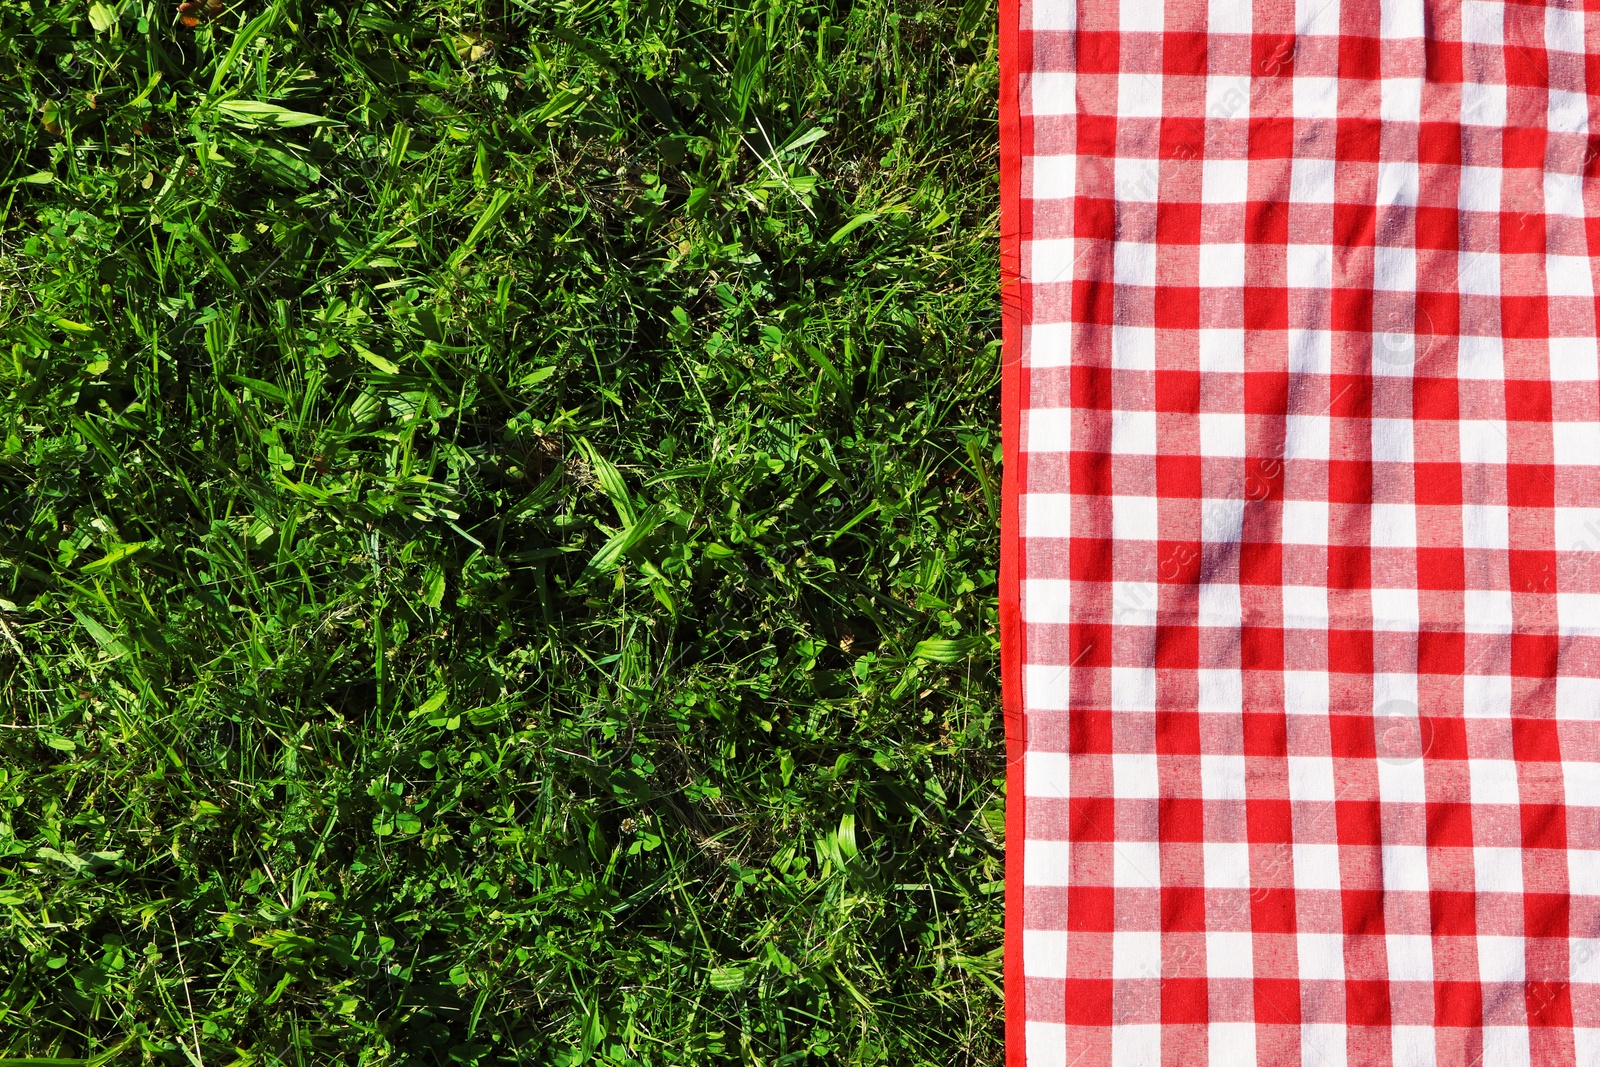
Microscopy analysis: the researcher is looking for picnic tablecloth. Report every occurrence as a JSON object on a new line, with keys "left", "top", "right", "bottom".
{"left": 999, "top": 1, "right": 1600, "bottom": 1063}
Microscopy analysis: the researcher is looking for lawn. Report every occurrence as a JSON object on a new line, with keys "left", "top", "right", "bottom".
{"left": 0, "top": 0, "right": 1003, "bottom": 1062}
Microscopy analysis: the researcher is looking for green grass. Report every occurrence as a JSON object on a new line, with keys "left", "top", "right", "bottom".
{"left": 0, "top": 0, "right": 1003, "bottom": 1063}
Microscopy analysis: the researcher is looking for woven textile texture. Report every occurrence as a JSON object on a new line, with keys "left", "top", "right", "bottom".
{"left": 999, "top": 1, "right": 1600, "bottom": 1064}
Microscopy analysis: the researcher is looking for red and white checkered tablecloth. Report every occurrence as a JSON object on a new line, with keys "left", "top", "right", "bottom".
{"left": 998, "top": 1, "right": 1600, "bottom": 1064}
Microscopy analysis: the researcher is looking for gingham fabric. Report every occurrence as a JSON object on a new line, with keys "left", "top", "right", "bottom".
{"left": 998, "top": 1, "right": 1600, "bottom": 1064}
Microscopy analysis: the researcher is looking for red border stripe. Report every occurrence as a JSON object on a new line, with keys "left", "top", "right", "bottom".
{"left": 998, "top": 0, "right": 1025, "bottom": 1059}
